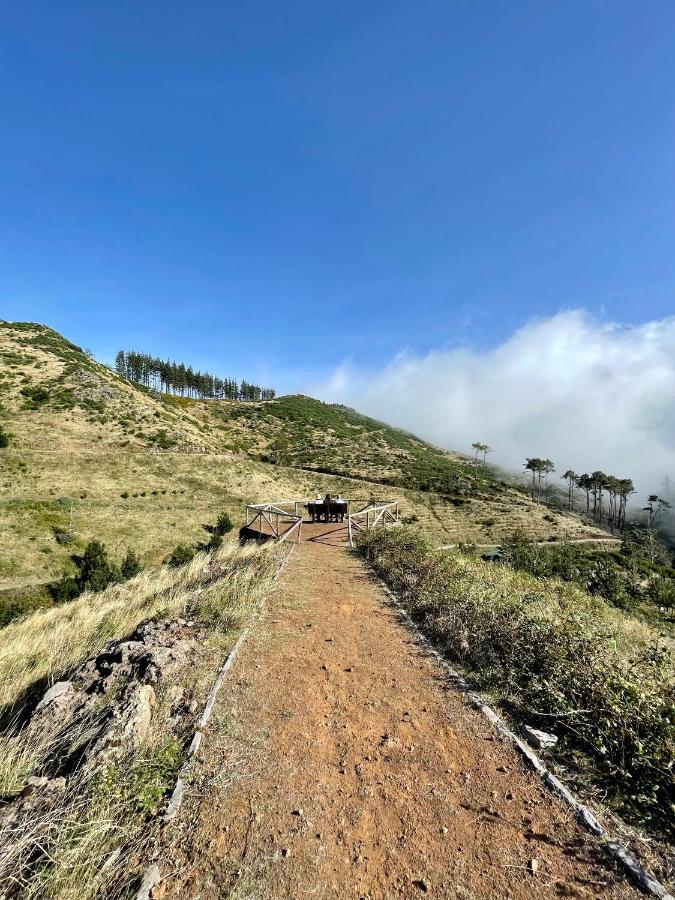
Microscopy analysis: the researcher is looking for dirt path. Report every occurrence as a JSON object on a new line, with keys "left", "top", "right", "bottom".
{"left": 162, "top": 536, "right": 638, "bottom": 899}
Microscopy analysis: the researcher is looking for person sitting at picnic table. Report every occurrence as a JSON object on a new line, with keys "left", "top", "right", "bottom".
{"left": 334, "top": 494, "right": 346, "bottom": 522}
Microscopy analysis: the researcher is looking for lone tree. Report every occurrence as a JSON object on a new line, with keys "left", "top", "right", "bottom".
{"left": 643, "top": 494, "right": 672, "bottom": 562}
{"left": 562, "top": 470, "right": 578, "bottom": 509}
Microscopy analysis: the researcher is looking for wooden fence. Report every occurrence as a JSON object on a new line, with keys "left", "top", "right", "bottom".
{"left": 347, "top": 500, "right": 400, "bottom": 547}
{"left": 242, "top": 498, "right": 400, "bottom": 546}
{"left": 243, "top": 502, "right": 303, "bottom": 543}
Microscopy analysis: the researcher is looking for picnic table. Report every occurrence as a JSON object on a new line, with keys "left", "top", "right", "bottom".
{"left": 306, "top": 500, "right": 348, "bottom": 523}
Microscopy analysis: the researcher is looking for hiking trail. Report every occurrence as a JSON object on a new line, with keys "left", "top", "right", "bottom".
{"left": 161, "top": 526, "right": 639, "bottom": 899}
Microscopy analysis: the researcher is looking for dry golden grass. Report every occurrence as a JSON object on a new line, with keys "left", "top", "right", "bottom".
{"left": 0, "top": 539, "right": 285, "bottom": 712}
{"left": 0, "top": 536, "right": 287, "bottom": 899}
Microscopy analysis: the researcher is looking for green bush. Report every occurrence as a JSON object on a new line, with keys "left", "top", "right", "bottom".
{"left": 120, "top": 550, "right": 141, "bottom": 580}
{"left": 167, "top": 545, "right": 195, "bottom": 568}
{"left": 0, "top": 425, "right": 9, "bottom": 448}
{"left": 49, "top": 575, "right": 80, "bottom": 605}
{"left": 214, "top": 512, "right": 234, "bottom": 535}
{"left": 149, "top": 429, "right": 177, "bottom": 449}
{"left": 20, "top": 385, "right": 49, "bottom": 404}
{"left": 48, "top": 541, "right": 143, "bottom": 605}
{"left": 358, "top": 526, "right": 675, "bottom": 837}
{"left": 77, "top": 540, "right": 118, "bottom": 593}
{"left": 206, "top": 532, "right": 223, "bottom": 552}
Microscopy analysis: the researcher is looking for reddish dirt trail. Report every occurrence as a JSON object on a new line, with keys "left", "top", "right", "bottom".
{"left": 163, "top": 535, "right": 638, "bottom": 899}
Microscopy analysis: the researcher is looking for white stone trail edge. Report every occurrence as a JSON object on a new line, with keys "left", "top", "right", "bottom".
{"left": 135, "top": 544, "right": 295, "bottom": 900}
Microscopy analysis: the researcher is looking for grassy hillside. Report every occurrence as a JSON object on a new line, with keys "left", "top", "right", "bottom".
{"left": 359, "top": 527, "right": 674, "bottom": 839}
{"left": 0, "top": 321, "right": 608, "bottom": 607}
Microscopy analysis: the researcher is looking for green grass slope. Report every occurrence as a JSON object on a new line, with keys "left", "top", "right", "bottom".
{"left": 0, "top": 321, "right": 608, "bottom": 608}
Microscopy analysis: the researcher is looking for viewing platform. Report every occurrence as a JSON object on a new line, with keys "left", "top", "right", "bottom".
{"left": 240, "top": 498, "right": 400, "bottom": 547}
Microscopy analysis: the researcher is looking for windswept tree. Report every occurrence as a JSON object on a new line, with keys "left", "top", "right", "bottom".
{"left": 643, "top": 494, "right": 672, "bottom": 562}
{"left": 524, "top": 457, "right": 554, "bottom": 504}
{"left": 573, "top": 470, "right": 633, "bottom": 531}
{"left": 617, "top": 478, "right": 634, "bottom": 531}
{"left": 562, "top": 470, "right": 578, "bottom": 509}
{"left": 577, "top": 473, "right": 592, "bottom": 514}
{"left": 472, "top": 442, "right": 492, "bottom": 463}
{"left": 541, "top": 459, "right": 555, "bottom": 495}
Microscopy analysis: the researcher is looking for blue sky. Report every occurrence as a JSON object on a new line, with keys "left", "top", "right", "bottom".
{"left": 1, "top": 1, "right": 675, "bottom": 389}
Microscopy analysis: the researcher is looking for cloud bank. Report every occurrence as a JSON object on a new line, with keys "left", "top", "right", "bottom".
{"left": 316, "top": 310, "right": 675, "bottom": 498}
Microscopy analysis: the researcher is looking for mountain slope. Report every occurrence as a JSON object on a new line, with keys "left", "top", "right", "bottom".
{"left": 0, "top": 321, "right": 607, "bottom": 600}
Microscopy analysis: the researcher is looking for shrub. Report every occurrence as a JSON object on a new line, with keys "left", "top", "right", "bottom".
{"left": 50, "top": 575, "right": 80, "bottom": 605}
{"left": 200, "top": 512, "right": 234, "bottom": 552}
{"left": 48, "top": 541, "right": 142, "bottom": 604}
{"left": 77, "top": 540, "right": 118, "bottom": 593}
{"left": 167, "top": 545, "right": 195, "bottom": 568}
{"left": 211, "top": 512, "right": 231, "bottom": 534}
{"left": 20, "top": 385, "right": 49, "bottom": 404}
{"left": 120, "top": 550, "right": 141, "bottom": 580}
{"left": 150, "top": 429, "right": 177, "bottom": 450}
{"left": 0, "top": 425, "right": 9, "bottom": 448}
{"left": 358, "top": 526, "right": 675, "bottom": 837}
{"left": 206, "top": 532, "right": 223, "bottom": 552}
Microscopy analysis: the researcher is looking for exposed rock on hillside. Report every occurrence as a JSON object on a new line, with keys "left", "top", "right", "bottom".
{"left": 0, "top": 618, "right": 202, "bottom": 890}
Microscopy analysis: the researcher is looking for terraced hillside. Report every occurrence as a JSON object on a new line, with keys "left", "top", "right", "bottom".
{"left": 0, "top": 321, "right": 608, "bottom": 603}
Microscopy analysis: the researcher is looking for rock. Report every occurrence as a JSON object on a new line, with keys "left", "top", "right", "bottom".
{"left": 21, "top": 776, "right": 67, "bottom": 799}
{"left": 35, "top": 680, "right": 72, "bottom": 712}
{"left": 412, "top": 879, "right": 429, "bottom": 892}
{"left": 522, "top": 725, "right": 558, "bottom": 750}
{"left": 529, "top": 858, "right": 539, "bottom": 874}
{"left": 292, "top": 808, "right": 304, "bottom": 816}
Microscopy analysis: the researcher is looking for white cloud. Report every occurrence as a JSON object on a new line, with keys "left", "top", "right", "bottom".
{"left": 313, "top": 310, "right": 675, "bottom": 497}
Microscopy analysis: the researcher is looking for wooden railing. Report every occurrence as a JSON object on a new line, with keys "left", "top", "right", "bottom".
{"left": 244, "top": 502, "right": 303, "bottom": 543}
{"left": 347, "top": 500, "right": 400, "bottom": 547}
{"left": 242, "top": 498, "right": 400, "bottom": 546}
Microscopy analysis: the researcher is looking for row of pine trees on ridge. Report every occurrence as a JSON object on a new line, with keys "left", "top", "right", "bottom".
{"left": 114, "top": 349, "right": 276, "bottom": 401}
